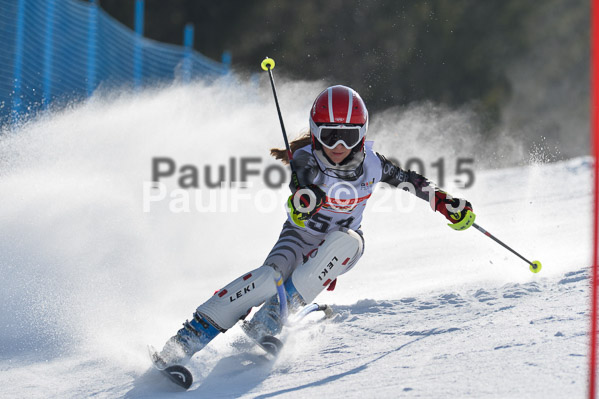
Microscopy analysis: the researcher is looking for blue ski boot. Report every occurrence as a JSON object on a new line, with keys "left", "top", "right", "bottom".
{"left": 156, "top": 311, "right": 222, "bottom": 367}
{"left": 241, "top": 278, "right": 306, "bottom": 342}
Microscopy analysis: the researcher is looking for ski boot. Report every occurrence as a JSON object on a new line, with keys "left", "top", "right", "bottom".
{"left": 155, "top": 311, "right": 221, "bottom": 367}
{"left": 241, "top": 277, "right": 305, "bottom": 341}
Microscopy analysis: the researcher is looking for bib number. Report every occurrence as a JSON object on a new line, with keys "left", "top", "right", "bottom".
{"left": 307, "top": 214, "right": 355, "bottom": 233}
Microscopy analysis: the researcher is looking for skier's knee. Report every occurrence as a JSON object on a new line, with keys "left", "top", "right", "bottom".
{"left": 287, "top": 228, "right": 363, "bottom": 304}
{"left": 197, "top": 265, "right": 278, "bottom": 330}
{"left": 337, "top": 227, "right": 364, "bottom": 273}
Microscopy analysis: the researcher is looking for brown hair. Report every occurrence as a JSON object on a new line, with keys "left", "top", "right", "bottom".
{"left": 270, "top": 131, "right": 312, "bottom": 165}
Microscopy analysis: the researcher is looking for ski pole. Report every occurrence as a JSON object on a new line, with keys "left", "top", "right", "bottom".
{"left": 293, "top": 303, "right": 334, "bottom": 322}
{"left": 260, "top": 57, "right": 300, "bottom": 189}
{"left": 473, "top": 223, "right": 542, "bottom": 273}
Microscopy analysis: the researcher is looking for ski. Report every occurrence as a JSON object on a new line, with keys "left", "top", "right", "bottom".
{"left": 148, "top": 345, "right": 193, "bottom": 390}
{"left": 257, "top": 335, "right": 284, "bottom": 357}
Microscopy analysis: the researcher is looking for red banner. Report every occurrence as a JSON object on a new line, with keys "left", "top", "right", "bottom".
{"left": 590, "top": 0, "right": 599, "bottom": 397}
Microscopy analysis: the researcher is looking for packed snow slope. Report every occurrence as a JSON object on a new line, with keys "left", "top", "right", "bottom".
{"left": 0, "top": 78, "right": 592, "bottom": 398}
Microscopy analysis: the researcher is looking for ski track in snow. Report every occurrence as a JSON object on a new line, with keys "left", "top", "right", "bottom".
{"left": 0, "top": 82, "right": 591, "bottom": 398}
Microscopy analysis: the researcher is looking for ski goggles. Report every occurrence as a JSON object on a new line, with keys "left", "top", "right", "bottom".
{"left": 313, "top": 124, "right": 365, "bottom": 149}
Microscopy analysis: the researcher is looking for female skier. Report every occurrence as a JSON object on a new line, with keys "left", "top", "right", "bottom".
{"left": 154, "top": 85, "right": 475, "bottom": 366}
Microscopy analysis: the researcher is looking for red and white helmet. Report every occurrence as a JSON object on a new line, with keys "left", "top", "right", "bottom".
{"left": 309, "top": 85, "right": 368, "bottom": 178}
{"left": 309, "top": 85, "right": 368, "bottom": 150}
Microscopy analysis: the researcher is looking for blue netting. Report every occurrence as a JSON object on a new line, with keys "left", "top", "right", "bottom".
{"left": 0, "top": 0, "right": 229, "bottom": 126}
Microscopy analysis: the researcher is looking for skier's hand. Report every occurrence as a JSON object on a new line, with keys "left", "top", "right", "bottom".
{"left": 434, "top": 190, "right": 476, "bottom": 231}
{"left": 287, "top": 184, "right": 326, "bottom": 227}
